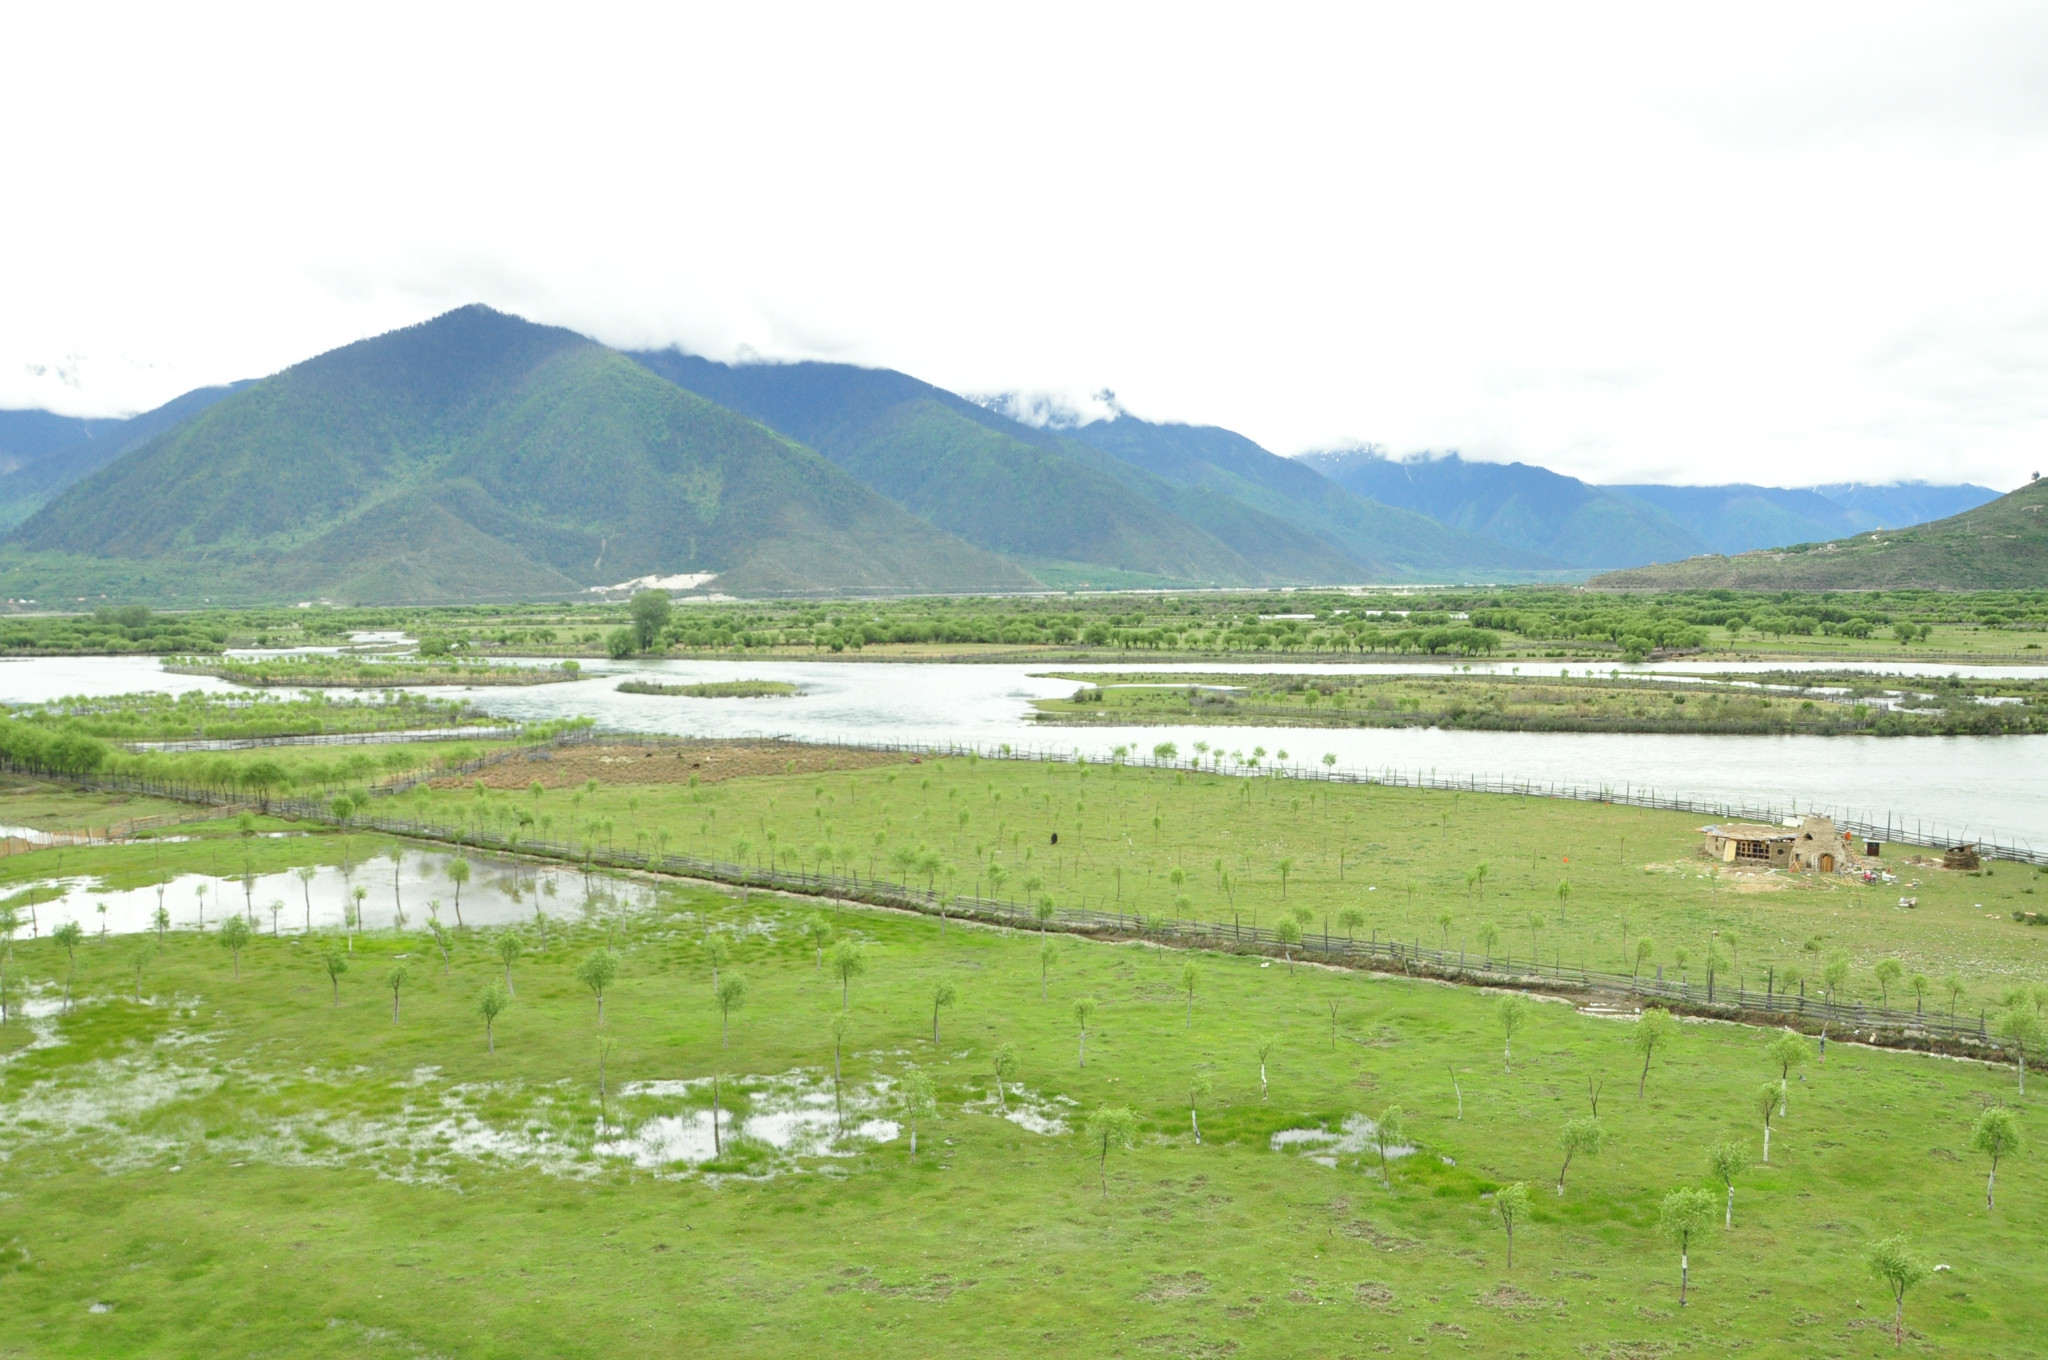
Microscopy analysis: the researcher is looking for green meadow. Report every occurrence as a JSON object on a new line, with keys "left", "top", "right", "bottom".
{"left": 0, "top": 754, "right": 2042, "bottom": 1357}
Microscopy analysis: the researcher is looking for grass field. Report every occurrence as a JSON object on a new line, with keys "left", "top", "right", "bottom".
{"left": 0, "top": 839, "right": 2039, "bottom": 1357}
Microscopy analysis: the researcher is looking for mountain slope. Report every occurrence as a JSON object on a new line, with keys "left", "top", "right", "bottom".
{"left": 0, "top": 409, "right": 125, "bottom": 472}
{"left": 12, "top": 307, "right": 1030, "bottom": 601}
{"left": 1060, "top": 418, "right": 1563, "bottom": 578}
{"left": 1589, "top": 478, "right": 2048, "bottom": 590}
{"left": 1809, "top": 481, "right": 2002, "bottom": 532}
{"left": 1300, "top": 449, "right": 1706, "bottom": 568}
{"left": 0, "top": 383, "right": 250, "bottom": 530}
{"left": 629, "top": 350, "right": 1327, "bottom": 585}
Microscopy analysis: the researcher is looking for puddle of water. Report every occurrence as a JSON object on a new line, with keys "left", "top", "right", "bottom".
{"left": 0, "top": 850, "right": 656, "bottom": 939}
{"left": 1271, "top": 1113, "right": 1415, "bottom": 1168}
{"left": 596, "top": 1072, "right": 901, "bottom": 1168}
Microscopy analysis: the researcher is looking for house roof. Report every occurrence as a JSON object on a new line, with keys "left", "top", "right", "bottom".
{"left": 1700, "top": 823, "right": 1795, "bottom": 840}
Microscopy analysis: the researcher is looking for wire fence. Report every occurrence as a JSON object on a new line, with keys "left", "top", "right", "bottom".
{"left": 123, "top": 726, "right": 523, "bottom": 753}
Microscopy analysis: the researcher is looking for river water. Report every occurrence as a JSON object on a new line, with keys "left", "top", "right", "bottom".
{"left": 1, "top": 653, "right": 2042, "bottom": 851}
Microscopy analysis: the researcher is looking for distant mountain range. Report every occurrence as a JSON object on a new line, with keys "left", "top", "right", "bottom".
{"left": 1590, "top": 476, "right": 2048, "bottom": 590}
{"left": 0, "top": 307, "right": 2017, "bottom": 601}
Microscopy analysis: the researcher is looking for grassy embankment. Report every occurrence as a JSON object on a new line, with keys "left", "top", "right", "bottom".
{"left": 161, "top": 655, "right": 582, "bottom": 687}
{"left": 615, "top": 679, "right": 801, "bottom": 698}
{"left": 1034, "top": 672, "right": 2048, "bottom": 736}
{"left": 1, "top": 810, "right": 2042, "bottom": 1356}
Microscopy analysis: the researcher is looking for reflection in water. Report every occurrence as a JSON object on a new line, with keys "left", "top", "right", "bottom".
{"left": 2, "top": 849, "right": 656, "bottom": 939}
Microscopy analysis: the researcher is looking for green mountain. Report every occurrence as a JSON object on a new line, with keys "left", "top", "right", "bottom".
{"left": 628, "top": 351, "right": 1360, "bottom": 585}
{"left": 0, "top": 383, "right": 248, "bottom": 531}
{"left": 1589, "top": 477, "right": 2048, "bottom": 590}
{"left": 9, "top": 308, "right": 1030, "bottom": 602}
{"left": 1060, "top": 418, "right": 1564, "bottom": 579}
{"left": 1300, "top": 449, "right": 1707, "bottom": 568}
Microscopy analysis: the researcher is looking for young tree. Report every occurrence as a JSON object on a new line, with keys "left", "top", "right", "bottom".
{"left": 1337, "top": 906, "right": 1366, "bottom": 943}
{"left": 295, "top": 865, "right": 318, "bottom": 931}
{"left": 992, "top": 1041, "right": 1019, "bottom": 1114}
{"left": 1708, "top": 1140, "right": 1748, "bottom": 1227}
{"left": 1873, "top": 957, "right": 1903, "bottom": 1009}
{"left": 715, "top": 974, "right": 747, "bottom": 1048}
{"left": 804, "top": 914, "right": 832, "bottom": 970}
{"left": 1497, "top": 994, "right": 1530, "bottom": 1072}
{"left": 1766, "top": 1032, "right": 1812, "bottom": 1116}
{"left": 1658, "top": 1187, "right": 1717, "bottom": 1306}
{"left": 477, "top": 981, "right": 509, "bottom": 1053}
{"left": 1183, "top": 1073, "right": 1213, "bottom": 1144}
{"left": 900, "top": 1069, "right": 937, "bottom": 1156}
{"left": 217, "top": 915, "right": 251, "bottom": 981}
{"left": 52, "top": 920, "right": 84, "bottom": 1009}
{"left": 429, "top": 920, "right": 453, "bottom": 975}
{"left": 388, "top": 844, "right": 406, "bottom": 918}
{"left": 1372, "top": 1105, "right": 1404, "bottom": 1182}
{"left": 1084, "top": 1104, "right": 1138, "bottom": 1196}
{"left": 830, "top": 940, "right": 866, "bottom": 1011}
{"left": 1038, "top": 939, "right": 1058, "bottom": 1001}
{"left": 1969, "top": 1106, "right": 2021, "bottom": 1210}
{"left": 322, "top": 943, "right": 348, "bottom": 1005}
{"left": 929, "top": 979, "right": 957, "bottom": 1044}
{"left": 1272, "top": 916, "right": 1302, "bottom": 972}
{"left": 385, "top": 963, "right": 409, "bottom": 1023}
{"left": 1181, "top": 961, "right": 1199, "bottom": 1028}
{"left": 1994, "top": 1006, "right": 2044, "bottom": 1095}
{"left": 1867, "top": 1235, "right": 1929, "bottom": 1350}
{"left": 495, "top": 929, "right": 524, "bottom": 995}
{"left": 1908, "top": 972, "right": 1930, "bottom": 1015}
{"left": 1634, "top": 936, "right": 1655, "bottom": 981}
{"left": 448, "top": 856, "right": 471, "bottom": 928}
{"left": 1631, "top": 1007, "right": 1678, "bottom": 1097}
{"left": 578, "top": 946, "right": 620, "bottom": 1027}
{"left": 1074, "top": 996, "right": 1097, "bottom": 1068}
{"left": 1942, "top": 972, "right": 1967, "bottom": 1017}
{"left": 705, "top": 936, "right": 730, "bottom": 991}
{"left": 1494, "top": 1181, "right": 1530, "bottom": 1269}
{"left": 1557, "top": 1117, "right": 1602, "bottom": 1195}
{"left": 828, "top": 1012, "right": 851, "bottom": 1126}
{"left": 1436, "top": 909, "right": 1454, "bottom": 950}
{"left": 1257, "top": 1034, "right": 1276, "bottom": 1100}
{"left": 1477, "top": 921, "right": 1501, "bottom": 965}
{"left": 1755, "top": 1082, "right": 1780, "bottom": 1163}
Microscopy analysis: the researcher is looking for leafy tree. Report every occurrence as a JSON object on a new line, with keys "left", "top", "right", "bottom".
{"left": 578, "top": 947, "right": 620, "bottom": 1027}
{"left": 1180, "top": 961, "right": 1199, "bottom": 1027}
{"left": 629, "top": 589, "right": 673, "bottom": 650}
{"left": 1372, "top": 1105, "right": 1404, "bottom": 1182}
{"left": 1994, "top": 1006, "right": 2044, "bottom": 1095}
{"left": 1074, "top": 996, "right": 1097, "bottom": 1068}
{"left": 1277, "top": 857, "right": 1293, "bottom": 897}
{"left": 1083, "top": 1104, "right": 1138, "bottom": 1196}
{"left": 217, "top": 915, "right": 251, "bottom": 981}
{"left": 1494, "top": 1181, "right": 1530, "bottom": 1269}
{"left": 900, "top": 1069, "right": 937, "bottom": 1156}
{"left": 930, "top": 979, "right": 957, "bottom": 1044}
{"left": 1436, "top": 909, "right": 1454, "bottom": 949}
{"left": 1908, "top": 972, "right": 1930, "bottom": 1015}
{"left": 477, "top": 981, "right": 509, "bottom": 1053}
{"left": 804, "top": 914, "right": 832, "bottom": 969}
{"left": 1873, "top": 958, "right": 1903, "bottom": 1009}
{"left": 992, "top": 1041, "right": 1019, "bottom": 1114}
{"left": 1708, "top": 1140, "right": 1748, "bottom": 1227}
{"left": 1497, "top": 994, "right": 1529, "bottom": 1072}
{"left": 1038, "top": 939, "right": 1058, "bottom": 1001}
{"left": 1766, "top": 1032, "right": 1812, "bottom": 1116}
{"left": 1257, "top": 1034, "right": 1276, "bottom": 1099}
{"left": 1183, "top": 1072, "right": 1213, "bottom": 1144}
{"left": 1272, "top": 916, "right": 1302, "bottom": 972}
{"left": 830, "top": 940, "right": 866, "bottom": 1011}
{"left": 51, "top": 920, "right": 83, "bottom": 1009}
{"left": 322, "top": 943, "right": 348, "bottom": 1005}
{"left": 1557, "top": 1117, "right": 1601, "bottom": 1195}
{"left": 715, "top": 974, "right": 747, "bottom": 1048}
{"left": 1942, "top": 972, "right": 1967, "bottom": 1016}
{"left": 1337, "top": 906, "right": 1366, "bottom": 943}
{"left": 1658, "top": 1187, "right": 1717, "bottom": 1306}
{"left": 828, "top": 1013, "right": 851, "bottom": 1125}
{"left": 448, "top": 857, "right": 471, "bottom": 927}
{"left": 1969, "top": 1106, "right": 2021, "bottom": 1209}
{"left": 1755, "top": 1081, "right": 1780, "bottom": 1163}
{"left": 495, "top": 930, "right": 524, "bottom": 995}
{"left": 385, "top": 963, "right": 409, "bottom": 1024}
{"left": 1477, "top": 921, "right": 1501, "bottom": 964}
{"left": 1867, "top": 1235, "right": 1929, "bottom": 1350}
{"left": 1634, "top": 936, "right": 1655, "bottom": 980}
{"left": 1631, "top": 1007, "right": 1678, "bottom": 1097}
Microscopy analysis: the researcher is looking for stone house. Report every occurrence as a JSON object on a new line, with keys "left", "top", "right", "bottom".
{"left": 1701, "top": 815, "right": 1861, "bottom": 872}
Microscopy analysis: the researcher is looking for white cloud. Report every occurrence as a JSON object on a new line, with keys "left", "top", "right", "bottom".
{"left": 0, "top": 2, "right": 2043, "bottom": 488}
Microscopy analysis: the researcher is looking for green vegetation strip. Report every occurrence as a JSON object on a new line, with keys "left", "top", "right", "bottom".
{"left": 1038, "top": 671, "right": 2048, "bottom": 736}
{"left": 615, "top": 679, "right": 801, "bottom": 698}
{"left": 163, "top": 654, "right": 583, "bottom": 687}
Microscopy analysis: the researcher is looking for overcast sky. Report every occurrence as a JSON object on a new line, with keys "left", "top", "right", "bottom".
{"left": 3, "top": 3, "right": 2044, "bottom": 487}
